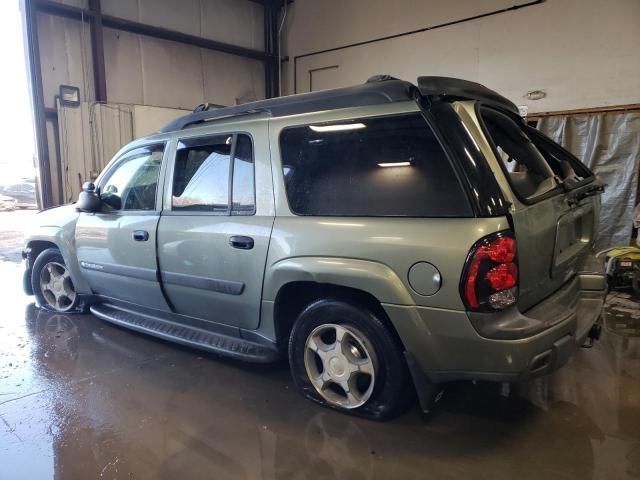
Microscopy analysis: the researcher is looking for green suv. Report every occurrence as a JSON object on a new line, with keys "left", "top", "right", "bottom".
{"left": 23, "top": 76, "right": 606, "bottom": 419}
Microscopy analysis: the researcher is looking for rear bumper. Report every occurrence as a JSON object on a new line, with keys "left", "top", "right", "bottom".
{"left": 383, "top": 263, "right": 606, "bottom": 385}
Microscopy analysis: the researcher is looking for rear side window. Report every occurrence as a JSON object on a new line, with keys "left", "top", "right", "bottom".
{"left": 172, "top": 134, "right": 255, "bottom": 214}
{"left": 480, "top": 108, "right": 558, "bottom": 201}
{"left": 279, "top": 113, "right": 471, "bottom": 217}
{"left": 231, "top": 135, "right": 256, "bottom": 215}
{"left": 172, "top": 136, "right": 232, "bottom": 212}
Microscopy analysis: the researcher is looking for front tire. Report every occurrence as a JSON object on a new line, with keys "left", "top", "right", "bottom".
{"left": 31, "top": 248, "right": 80, "bottom": 313}
{"left": 288, "top": 299, "right": 411, "bottom": 420}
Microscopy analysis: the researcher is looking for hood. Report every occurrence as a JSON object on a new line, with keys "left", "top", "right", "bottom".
{"left": 35, "top": 204, "right": 79, "bottom": 228}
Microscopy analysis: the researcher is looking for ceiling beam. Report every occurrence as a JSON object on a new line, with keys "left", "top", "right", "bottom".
{"left": 34, "top": 0, "right": 266, "bottom": 61}
{"left": 101, "top": 14, "right": 266, "bottom": 60}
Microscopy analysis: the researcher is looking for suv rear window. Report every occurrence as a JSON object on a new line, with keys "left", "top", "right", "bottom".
{"left": 279, "top": 113, "right": 471, "bottom": 217}
{"left": 480, "top": 107, "right": 559, "bottom": 202}
{"left": 526, "top": 128, "right": 593, "bottom": 189}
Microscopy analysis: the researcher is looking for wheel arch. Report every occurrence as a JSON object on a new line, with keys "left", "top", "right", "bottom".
{"left": 264, "top": 257, "right": 414, "bottom": 348}
{"left": 24, "top": 229, "right": 92, "bottom": 294}
{"left": 25, "top": 239, "right": 58, "bottom": 261}
{"left": 271, "top": 280, "right": 407, "bottom": 352}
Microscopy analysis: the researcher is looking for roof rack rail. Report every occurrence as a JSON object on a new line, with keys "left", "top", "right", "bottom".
{"left": 160, "top": 77, "right": 415, "bottom": 133}
{"left": 161, "top": 106, "right": 270, "bottom": 132}
{"left": 159, "top": 75, "right": 519, "bottom": 133}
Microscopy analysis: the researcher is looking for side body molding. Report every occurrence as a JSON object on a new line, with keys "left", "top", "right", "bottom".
{"left": 263, "top": 256, "right": 415, "bottom": 306}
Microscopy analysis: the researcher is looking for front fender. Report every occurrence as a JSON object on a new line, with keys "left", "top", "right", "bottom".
{"left": 25, "top": 226, "right": 91, "bottom": 295}
{"left": 263, "top": 256, "right": 415, "bottom": 305}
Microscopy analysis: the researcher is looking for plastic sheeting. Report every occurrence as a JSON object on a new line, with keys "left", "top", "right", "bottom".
{"left": 538, "top": 113, "right": 640, "bottom": 250}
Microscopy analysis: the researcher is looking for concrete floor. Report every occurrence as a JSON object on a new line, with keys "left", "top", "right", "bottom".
{"left": 1, "top": 212, "right": 639, "bottom": 479}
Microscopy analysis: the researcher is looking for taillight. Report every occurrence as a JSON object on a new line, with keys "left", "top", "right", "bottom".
{"left": 461, "top": 231, "right": 518, "bottom": 311}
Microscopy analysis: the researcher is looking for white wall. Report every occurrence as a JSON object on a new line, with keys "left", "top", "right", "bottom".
{"left": 283, "top": 0, "right": 640, "bottom": 112}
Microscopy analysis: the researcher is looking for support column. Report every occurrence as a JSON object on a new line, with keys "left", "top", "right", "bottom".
{"left": 88, "top": 0, "right": 107, "bottom": 102}
{"left": 23, "top": 0, "right": 53, "bottom": 208}
{"left": 263, "top": 0, "right": 280, "bottom": 99}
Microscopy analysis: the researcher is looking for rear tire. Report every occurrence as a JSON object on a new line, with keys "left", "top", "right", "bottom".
{"left": 31, "top": 248, "right": 81, "bottom": 313}
{"left": 288, "top": 299, "right": 411, "bottom": 420}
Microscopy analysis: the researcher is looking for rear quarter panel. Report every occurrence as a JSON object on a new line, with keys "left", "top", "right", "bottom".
{"left": 264, "top": 103, "right": 509, "bottom": 310}
{"left": 264, "top": 216, "right": 509, "bottom": 310}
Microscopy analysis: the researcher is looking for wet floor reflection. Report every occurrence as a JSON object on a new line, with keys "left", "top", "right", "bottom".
{"left": 1, "top": 259, "right": 639, "bottom": 479}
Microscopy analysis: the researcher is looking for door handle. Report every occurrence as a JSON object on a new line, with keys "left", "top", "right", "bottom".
{"left": 229, "top": 235, "right": 254, "bottom": 250}
{"left": 132, "top": 230, "right": 149, "bottom": 242}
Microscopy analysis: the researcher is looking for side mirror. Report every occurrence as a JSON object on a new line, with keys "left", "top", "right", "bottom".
{"left": 76, "top": 183, "right": 101, "bottom": 212}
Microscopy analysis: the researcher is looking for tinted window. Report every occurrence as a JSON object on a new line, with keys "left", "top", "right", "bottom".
{"left": 100, "top": 144, "right": 163, "bottom": 211}
{"left": 231, "top": 135, "right": 255, "bottom": 215}
{"left": 172, "top": 134, "right": 254, "bottom": 214}
{"left": 480, "top": 108, "right": 558, "bottom": 201}
{"left": 279, "top": 114, "right": 471, "bottom": 217}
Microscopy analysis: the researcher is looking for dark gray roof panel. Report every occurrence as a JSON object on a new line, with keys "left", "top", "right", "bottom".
{"left": 160, "top": 76, "right": 519, "bottom": 133}
{"left": 160, "top": 78, "right": 416, "bottom": 132}
{"left": 417, "top": 76, "right": 519, "bottom": 115}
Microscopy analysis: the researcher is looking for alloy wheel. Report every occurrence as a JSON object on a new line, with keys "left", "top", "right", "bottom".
{"left": 39, "top": 262, "right": 76, "bottom": 312}
{"left": 303, "top": 323, "right": 377, "bottom": 409}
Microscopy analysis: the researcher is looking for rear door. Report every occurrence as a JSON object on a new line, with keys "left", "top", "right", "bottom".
{"left": 156, "top": 125, "right": 274, "bottom": 330}
{"left": 478, "top": 107, "right": 599, "bottom": 310}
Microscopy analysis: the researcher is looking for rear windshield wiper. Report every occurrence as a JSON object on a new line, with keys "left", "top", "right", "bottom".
{"left": 567, "top": 182, "right": 605, "bottom": 206}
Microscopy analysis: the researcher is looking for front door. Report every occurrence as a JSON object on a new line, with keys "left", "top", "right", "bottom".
{"left": 76, "top": 143, "right": 170, "bottom": 311}
{"left": 157, "top": 130, "right": 274, "bottom": 330}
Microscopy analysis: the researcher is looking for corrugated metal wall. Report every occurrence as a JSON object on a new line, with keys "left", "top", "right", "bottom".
{"left": 55, "top": 101, "right": 190, "bottom": 204}
{"left": 38, "top": 0, "right": 265, "bottom": 110}
{"left": 36, "top": 0, "right": 265, "bottom": 205}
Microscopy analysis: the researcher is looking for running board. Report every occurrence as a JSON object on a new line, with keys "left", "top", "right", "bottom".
{"left": 90, "top": 304, "right": 279, "bottom": 363}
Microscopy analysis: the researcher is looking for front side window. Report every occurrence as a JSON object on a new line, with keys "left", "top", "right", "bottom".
{"left": 279, "top": 113, "right": 471, "bottom": 217}
{"left": 172, "top": 134, "right": 255, "bottom": 214}
{"left": 480, "top": 108, "right": 558, "bottom": 201}
{"left": 100, "top": 144, "right": 164, "bottom": 211}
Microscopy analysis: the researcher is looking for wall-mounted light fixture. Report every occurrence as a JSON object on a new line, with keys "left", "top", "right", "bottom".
{"left": 59, "top": 85, "right": 80, "bottom": 107}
